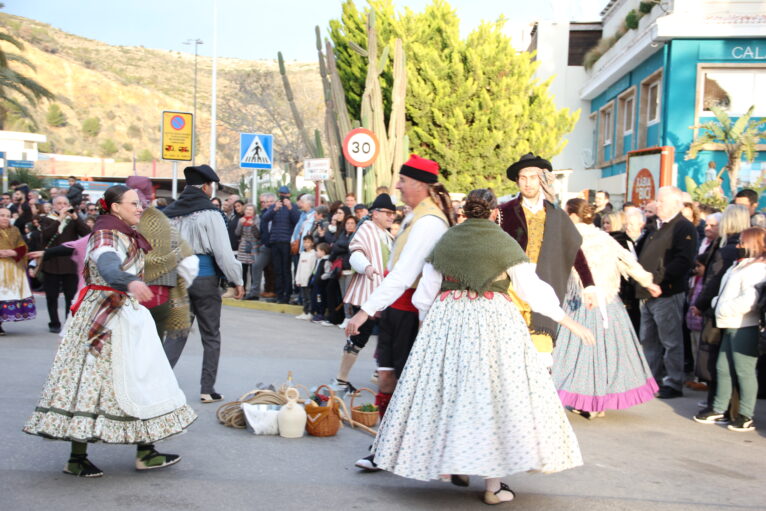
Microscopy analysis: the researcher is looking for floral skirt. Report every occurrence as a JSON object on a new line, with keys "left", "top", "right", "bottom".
{"left": 372, "top": 291, "right": 583, "bottom": 481}
{"left": 552, "top": 287, "right": 658, "bottom": 412}
{"left": 23, "top": 304, "right": 196, "bottom": 444}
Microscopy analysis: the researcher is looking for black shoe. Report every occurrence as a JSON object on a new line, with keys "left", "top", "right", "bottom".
{"left": 49, "top": 325, "right": 62, "bottom": 334}
{"left": 693, "top": 408, "right": 728, "bottom": 424}
{"left": 656, "top": 386, "right": 683, "bottom": 399}
{"left": 245, "top": 295, "right": 260, "bottom": 301}
{"left": 355, "top": 454, "right": 381, "bottom": 472}
{"left": 0, "top": 324, "right": 5, "bottom": 336}
{"left": 135, "top": 447, "right": 182, "bottom": 470}
{"left": 277, "top": 299, "right": 289, "bottom": 304}
{"left": 63, "top": 454, "right": 103, "bottom": 478}
{"left": 727, "top": 414, "right": 755, "bottom": 432}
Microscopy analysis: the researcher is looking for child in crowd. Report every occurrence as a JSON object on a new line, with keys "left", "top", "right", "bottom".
{"left": 686, "top": 255, "right": 707, "bottom": 389}
{"left": 310, "top": 242, "right": 333, "bottom": 326}
{"left": 294, "top": 236, "right": 317, "bottom": 320}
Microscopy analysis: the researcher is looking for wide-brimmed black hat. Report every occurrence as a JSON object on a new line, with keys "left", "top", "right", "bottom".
{"left": 184, "top": 164, "right": 220, "bottom": 185}
{"left": 370, "top": 193, "right": 396, "bottom": 211}
{"left": 506, "top": 153, "right": 552, "bottom": 182}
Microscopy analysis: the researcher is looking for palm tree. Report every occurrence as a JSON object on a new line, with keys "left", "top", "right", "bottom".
{"left": 0, "top": 29, "right": 55, "bottom": 129}
{"left": 686, "top": 105, "right": 766, "bottom": 195}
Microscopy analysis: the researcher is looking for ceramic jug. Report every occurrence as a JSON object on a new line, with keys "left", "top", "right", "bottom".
{"left": 278, "top": 387, "right": 307, "bottom": 438}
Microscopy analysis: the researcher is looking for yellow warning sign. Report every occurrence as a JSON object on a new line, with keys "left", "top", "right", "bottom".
{"left": 161, "top": 111, "right": 193, "bottom": 161}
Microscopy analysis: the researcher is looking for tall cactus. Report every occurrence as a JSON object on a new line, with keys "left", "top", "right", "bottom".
{"left": 356, "top": 11, "right": 407, "bottom": 201}
{"left": 277, "top": 15, "right": 407, "bottom": 203}
{"left": 277, "top": 51, "right": 317, "bottom": 158}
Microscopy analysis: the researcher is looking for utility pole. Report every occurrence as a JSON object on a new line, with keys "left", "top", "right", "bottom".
{"left": 183, "top": 38, "right": 203, "bottom": 166}
{"left": 210, "top": 0, "right": 218, "bottom": 182}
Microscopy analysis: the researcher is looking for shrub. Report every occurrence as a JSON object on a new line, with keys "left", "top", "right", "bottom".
{"left": 106, "top": 110, "right": 116, "bottom": 120}
{"left": 122, "top": 142, "right": 134, "bottom": 151}
{"left": 127, "top": 124, "right": 141, "bottom": 138}
{"left": 99, "top": 139, "right": 119, "bottom": 157}
{"left": 46, "top": 104, "right": 67, "bottom": 127}
{"left": 639, "top": 1, "right": 655, "bottom": 14}
{"left": 82, "top": 117, "right": 101, "bottom": 138}
{"left": 137, "top": 149, "right": 153, "bottom": 162}
{"left": 625, "top": 9, "right": 639, "bottom": 30}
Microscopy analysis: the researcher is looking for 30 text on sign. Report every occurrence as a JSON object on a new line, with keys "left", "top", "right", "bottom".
{"left": 342, "top": 128, "right": 379, "bottom": 167}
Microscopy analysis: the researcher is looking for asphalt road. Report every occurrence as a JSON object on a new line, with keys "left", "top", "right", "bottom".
{"left": 2, "top": 297, "right": 765, "bottom": 511}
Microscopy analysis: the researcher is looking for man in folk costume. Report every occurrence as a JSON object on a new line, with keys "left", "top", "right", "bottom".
{"left": 499, "top": 153, "right": 598, "bottom": 366}
{"left": 162, "top": 165, "right": 244, "bottom": 404}
{"left": 345, "top": 155, "right": 455, "bottom": 471}
{"left": 332, "top": 193, "right": 396, "bottom": 393}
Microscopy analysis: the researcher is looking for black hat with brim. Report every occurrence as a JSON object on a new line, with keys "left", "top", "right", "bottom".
{"left": 370, "top": 193, "right": 396, "bottom": 212}
{"left": 506, "top": 153, "right": 552, "bottom": 182}
{"left": 184, "top": 164, "right": 220, "bottom": 185}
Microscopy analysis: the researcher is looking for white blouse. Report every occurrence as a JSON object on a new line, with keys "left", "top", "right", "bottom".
{"left": 412, "top": 261, "right": 566, "bottom": 322}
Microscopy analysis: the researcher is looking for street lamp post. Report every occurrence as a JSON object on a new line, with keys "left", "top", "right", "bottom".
{"left": 183, "top": 38, "right": 203, "bottom": 166}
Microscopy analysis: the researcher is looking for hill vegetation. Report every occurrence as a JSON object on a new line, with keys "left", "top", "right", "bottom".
{"left": 0, "top": 12, "right": 324, "bottom": 183}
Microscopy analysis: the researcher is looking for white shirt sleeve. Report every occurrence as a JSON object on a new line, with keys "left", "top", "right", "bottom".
{"left": 507, "top": 262, "right": 565, "bottom": 322}
{"left": 361, "top": 215, "right": 448, "bottom": 315}
{"left": 412, "top": 263, "right": 443, "bottom": 320}
{"left": 349, "top": 250, "right": 372, "bottom": 275}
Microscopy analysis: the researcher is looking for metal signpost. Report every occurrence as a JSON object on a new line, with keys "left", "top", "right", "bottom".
{"left": 342, "top": 128, "right": 380, "bottom": 203}
{"left": 161, "top": 111, "right": 194, "bottom": 199}
{"left": 239, "top": 133, "right": 274, "bottom": 204}
{"left": 304, "top": 157, "right": 331, "bottom": 205}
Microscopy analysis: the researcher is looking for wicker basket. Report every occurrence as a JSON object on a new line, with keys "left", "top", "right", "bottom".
{"left": 305, "top": 385, "right": 342, "bottom": 437}
{"left": 350, "top": 387, "right": 379, "bottom": 428}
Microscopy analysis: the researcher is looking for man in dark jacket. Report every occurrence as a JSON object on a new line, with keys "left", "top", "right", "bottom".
{"left": 37, "top": 195, "right": 91, "bottom": 333}
{"left": 637, "top": 186, "right": 698, "bottom": 399}
{"left": 260, "top": 186, "right": 299, "bottom": 303}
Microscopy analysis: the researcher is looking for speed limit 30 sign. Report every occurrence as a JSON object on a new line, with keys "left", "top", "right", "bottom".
{"left": 342, "top": 128, "right": 380, "bottom": 167}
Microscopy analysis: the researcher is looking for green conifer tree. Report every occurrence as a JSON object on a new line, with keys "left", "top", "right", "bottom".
{"left": 329, "top": 0, "right": 578, "bottom": 195}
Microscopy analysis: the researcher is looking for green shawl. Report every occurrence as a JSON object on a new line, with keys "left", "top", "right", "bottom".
{"left": 428, "top": 218, "right": 528, "bottom": 293}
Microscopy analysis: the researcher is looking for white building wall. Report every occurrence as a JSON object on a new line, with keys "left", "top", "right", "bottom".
{"left": 532, "top": 21, "right": 597, "bottom": 195}
{"left": 601, "top": 0, "right": 641, "bottom": 38}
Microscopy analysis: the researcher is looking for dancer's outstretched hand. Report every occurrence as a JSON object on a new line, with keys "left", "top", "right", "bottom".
{"left": 560, "top": 316, "right": 596, "bottom": 346}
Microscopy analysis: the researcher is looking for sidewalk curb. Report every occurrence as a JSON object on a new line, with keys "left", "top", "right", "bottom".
{"left": 222, "top": 298, "right": 303, "bottom": 315}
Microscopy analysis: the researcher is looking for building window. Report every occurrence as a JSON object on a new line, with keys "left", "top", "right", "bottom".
{"left": 639, "top": 69, "right": 663, "bottom": 147}
{"left": 647, "top": 82, "right": 660, "bottom": 124}
{"left": 623, "top": 96, "right": 634, "bottom": 134}
{"left": 614, "top": 88, "right": 635, "bottom": 159}
{"left": 598, "top": 102, "right": 614, "bottom": 165}
{"left": 701, "top": 68, "right": 766, "bottom": 116}
{"left": 602, "top": 109, "right": 612, "bottom": 145}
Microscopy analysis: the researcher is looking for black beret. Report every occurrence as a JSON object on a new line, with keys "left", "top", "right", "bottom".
{"left": 183, "top": 164, "right": 220, "bottom": 185}
{"left": 506, "top": 153, "right": 552, "bottom": 181}
{"left": 370, "top": 193, "right": 396, "bottom": 211}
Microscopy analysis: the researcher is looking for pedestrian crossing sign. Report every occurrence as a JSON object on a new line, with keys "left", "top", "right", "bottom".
{"left": 240, "top": 133, "right": 273, "bottom": 169}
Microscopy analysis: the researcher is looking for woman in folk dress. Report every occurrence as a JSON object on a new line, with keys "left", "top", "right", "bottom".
{"left": 371, "top": 189, "right": 595, "bottom": 505}
{"left": 0, "top": 207, "right": 36, "bottom": 335}
{"left": 24, "top": 185, "right": 196, "bottom": 478}
{"left": 552, "top": 199, "right": 661, "bottom": 419}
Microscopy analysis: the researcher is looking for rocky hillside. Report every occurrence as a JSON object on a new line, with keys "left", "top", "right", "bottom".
{"left": 1, "top": 13, "right": 324, "bottom": 182}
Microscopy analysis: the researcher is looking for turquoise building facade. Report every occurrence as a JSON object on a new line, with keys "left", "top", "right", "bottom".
{"left": 590, "top": 38, "right": 766, "bottom": 204}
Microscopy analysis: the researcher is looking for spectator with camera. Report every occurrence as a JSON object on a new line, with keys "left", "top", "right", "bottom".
{"left": 33, "top": 195, "right": 91, "bottom": 333}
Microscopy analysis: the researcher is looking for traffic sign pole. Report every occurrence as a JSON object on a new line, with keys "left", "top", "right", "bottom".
{"left": 356, "top": 167, "right": 363, "bottom": 204}
{"left": 172, "top": 161, "right": 178, "bottom": 199}
{"left": 252, "top": 168, "right": 258, "bottom": 205}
